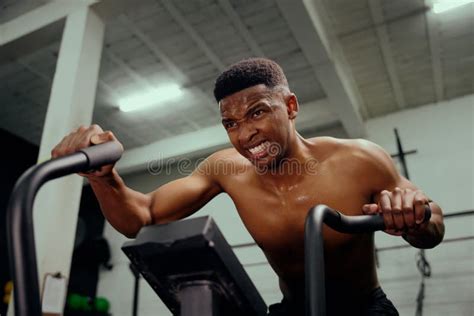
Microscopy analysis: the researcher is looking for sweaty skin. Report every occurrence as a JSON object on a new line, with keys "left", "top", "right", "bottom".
{"left": 52, "top": 84, "right": 444, "bottom": 315}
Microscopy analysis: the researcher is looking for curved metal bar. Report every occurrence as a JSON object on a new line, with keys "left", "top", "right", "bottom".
{"left": 305, "top": 204, "right": 431, "bottom": 316}
{"left": 7, "top": 142, "right": 123, "bottom": 316}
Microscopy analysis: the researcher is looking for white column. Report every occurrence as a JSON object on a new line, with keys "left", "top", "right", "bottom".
{"left": 8, "top": 6, "right": 104, "bottom": 315}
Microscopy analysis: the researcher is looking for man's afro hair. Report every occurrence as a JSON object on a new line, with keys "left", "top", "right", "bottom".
{"left": 213, "top": 58, "right": 289, "bottom": 102}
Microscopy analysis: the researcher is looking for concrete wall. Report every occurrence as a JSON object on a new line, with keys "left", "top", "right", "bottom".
{"left": 97, "top": 95, "right": 474, "bottom": 315}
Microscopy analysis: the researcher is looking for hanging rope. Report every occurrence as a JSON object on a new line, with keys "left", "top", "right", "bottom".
{"left": 415, "top": 249, "right": 431, "bottom": 316}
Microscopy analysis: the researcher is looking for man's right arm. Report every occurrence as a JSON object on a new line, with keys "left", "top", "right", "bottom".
{"left": 88, "top": 159, "right": 222, "bottom": 238}
{"left": 52, "top": 125, "right": 223, "bottom": 238}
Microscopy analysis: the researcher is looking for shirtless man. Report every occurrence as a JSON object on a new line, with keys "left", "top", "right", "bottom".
{"left": 52, "top": 58, "right": 444, "bottom": 315}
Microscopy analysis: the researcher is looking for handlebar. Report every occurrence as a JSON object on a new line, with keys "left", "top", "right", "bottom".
{"left": 305, "top": 204, "right": 431, "bottom": 316}
{"left": 6, "top": 142, "right": 123, "bottom": 316}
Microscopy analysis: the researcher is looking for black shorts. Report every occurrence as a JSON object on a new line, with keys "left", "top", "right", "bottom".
{"left": 267, "top": 287, "right": 399, "bottom": 316}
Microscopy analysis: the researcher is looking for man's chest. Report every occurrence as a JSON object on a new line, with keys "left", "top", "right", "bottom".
{"left": 222, "top": 166, "right": 372, "bottom": 252}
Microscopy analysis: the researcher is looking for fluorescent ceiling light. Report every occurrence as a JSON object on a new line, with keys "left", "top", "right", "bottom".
{"left": 118, "top": 84, "right": 183, "bottom": 112}
{"left": 432, "top": 0, "right": 474, "bottom": 13}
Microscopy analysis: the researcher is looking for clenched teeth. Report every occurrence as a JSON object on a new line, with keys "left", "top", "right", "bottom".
{"left": 249, "top": 141, "right": 270, "bottom": 155}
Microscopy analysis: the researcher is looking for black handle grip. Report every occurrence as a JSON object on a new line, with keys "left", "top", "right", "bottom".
{"left": 79, "top": 141, "right": 123, "bottom": 170}
{"left": 325, "top": 205, "right": 432, "bottom": 234}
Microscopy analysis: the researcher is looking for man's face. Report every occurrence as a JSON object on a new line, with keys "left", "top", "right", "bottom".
{"left": 219, "top": 84, "right": 294, "bottom": 168}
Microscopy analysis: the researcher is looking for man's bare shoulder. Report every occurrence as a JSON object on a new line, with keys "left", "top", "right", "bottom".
{"left": 340, "top": 138, "right": 392, "bottom": 166}
{"left": 306, "top": 137, "right": 384, "bottom": 158}
{"left": 306, "top": 136, "right": 342, "bottom": 146}
{"left": 305, "top": 136, "right": 351, "bottom": 162}
{"left": 306, "top": 136, "right": 343, "bottom": 152}
{"left": 199, "top": 147, "right": 253, "bottom": 178}
{"left": 333, "top": 138, "right": 399, "bottom": 183}
{"left": 206, "top": 147, "right": 248, "bottom": 163}
{"left": 305, "top": 137, "right": 392, "bottom": 170}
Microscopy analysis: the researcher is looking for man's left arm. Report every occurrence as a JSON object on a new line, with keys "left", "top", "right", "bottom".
{"left": 357, "top": 140, "right": 445, "bottom": 249}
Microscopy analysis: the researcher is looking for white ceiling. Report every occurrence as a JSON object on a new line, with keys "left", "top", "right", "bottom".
{"left": 0, "top": 0, "right": 473, "bottom": 151}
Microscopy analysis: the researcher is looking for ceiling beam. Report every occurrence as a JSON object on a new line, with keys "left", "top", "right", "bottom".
{"left": 162, "top": 0, "right": 226, "bottom": 71}
{"left": 276, "top": 0, "right": 367, "bottom": 137}
{"left": 0, "top": 0, "right": 96, "bottom": 46}
{"left": 424, "top": 1, "right": 444, "bottom": 102}
{"left": 368, "top": 0, "right": 406, "bottom": 109}
{"left": 217, "top": 0, "right": 265, "bottom": 57}
{"left": 115, "top": 98, "right": 337, "bottom": 174}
